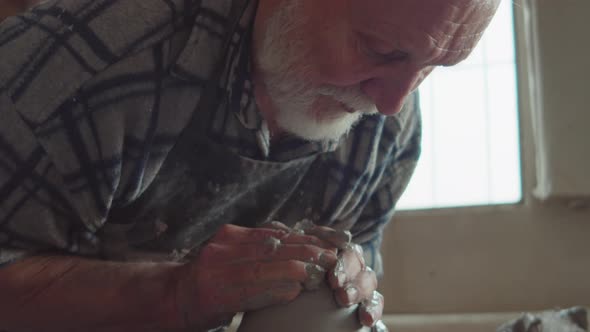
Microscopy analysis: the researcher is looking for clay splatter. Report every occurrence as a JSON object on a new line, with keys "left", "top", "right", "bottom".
{"left": 304, "top": 263, "right": 326, "bottom": 290}
{"left": 263, "top": 236, "right": 282, "bottom": 253}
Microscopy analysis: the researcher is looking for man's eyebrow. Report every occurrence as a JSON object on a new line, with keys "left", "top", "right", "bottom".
{"left": 418, "top": 28, "right": 480, "bottom": 67}
{"left": 435, "top": 50, "right": 473, "bottom": 67}
{"left": 416, "top": 47, "right": 472, "bottom": 67}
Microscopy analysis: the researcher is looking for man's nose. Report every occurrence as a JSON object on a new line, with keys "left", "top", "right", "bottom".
{"left": 360, "top": 69, "right": 423, "bottom": 116}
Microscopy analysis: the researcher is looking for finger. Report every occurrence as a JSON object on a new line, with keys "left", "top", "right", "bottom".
{"left": 358, "top": 290, "right": 385, "bottom": 327}
{"left": 354, "top": 267, "right": 379, "bottom": 302}
{"left": 290, "top": 220, "right": 352, "bottom": 250}
{"left": 328, "top": 244, "right": 366, "bottom": 289}
{"left": 303, "top": 226, "right": 352, "bottom": 250}
{"left": 200, "top": 243, "right": 338, "bottom": 269}
{"left": 210, "top": 260, "right": 326, "bottom": 289}
{"left": 210, "top": 224, "right": 336, "bottom": 249}
{"left": 260, "top": 221, "right": 349, "bottom": 254}
{"left": 259, "top": 221, "right": 351, "bottom": 251}
{"left": 333, "top": 267, "right": 377, "bottom": 307}
{"left": 259, "top": 221, "right": 293, "bottom": 232}
{"left": 219, "top": 281, "right": 303, "bottom": 313}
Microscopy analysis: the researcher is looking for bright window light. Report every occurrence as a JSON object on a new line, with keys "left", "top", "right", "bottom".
{"left": 397, "top": 1, "right": 522, "bottom": 210}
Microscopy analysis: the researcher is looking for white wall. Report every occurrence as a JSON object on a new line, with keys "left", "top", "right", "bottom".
{"left": 380, "top": 0, "right": 590, "bottom": 315}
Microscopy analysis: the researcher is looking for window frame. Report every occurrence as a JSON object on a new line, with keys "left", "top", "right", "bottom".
{"left": 380, "top": 0, "right": 590, "bottom": 314}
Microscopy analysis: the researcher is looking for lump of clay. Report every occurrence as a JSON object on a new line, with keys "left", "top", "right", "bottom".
{"left": 497, "top": 307, "right": 588, "bottom": 332}
{"left": 238, "top": 282, "right": 370, "bottom": 332}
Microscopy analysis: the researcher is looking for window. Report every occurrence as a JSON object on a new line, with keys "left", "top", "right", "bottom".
{"left": 398, "top": 0, "right": 521, "bottom": 210}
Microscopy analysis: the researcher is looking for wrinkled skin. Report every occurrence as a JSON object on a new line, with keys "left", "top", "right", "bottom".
{"left": 252, "top": 0, "right": 501, "bottom": 125}
{"left": 172, "top": 224, "right": 338, "bottom": 330}
{"left": 172, "top": 223, "right": 383, "bottom": 330}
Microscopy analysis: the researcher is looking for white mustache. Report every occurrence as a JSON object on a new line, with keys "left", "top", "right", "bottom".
{"left": 317, "top": 85, "right": 378, "bottom": 114}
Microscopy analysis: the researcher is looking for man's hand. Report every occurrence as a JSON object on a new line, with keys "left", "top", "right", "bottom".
{"left": 267, "top": 221, "right": 387, "bottom": 330}
{"left": 328, "top": 243, "right": 385, "bottom": 329}
{"left": 170, "top": 224, "right": 338, "bottom": 330}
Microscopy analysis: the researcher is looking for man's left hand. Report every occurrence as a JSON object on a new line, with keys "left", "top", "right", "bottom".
{"left": 327, "top": 242, "right": 385, "bottom": 329}
{"left": 265, "top": 222, "right": 387, "bottom": 330}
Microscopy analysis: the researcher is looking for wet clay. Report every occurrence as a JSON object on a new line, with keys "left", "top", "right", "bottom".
{"left": 293, "top": 219, "right": 353, "bottom": 249}
{"left": 237, "top": 282, "right": 370, "bottom": 332}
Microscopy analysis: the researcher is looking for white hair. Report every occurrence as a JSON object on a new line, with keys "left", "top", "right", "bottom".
{"left": 257, "top": 0, "right": 377, "bottom": 142}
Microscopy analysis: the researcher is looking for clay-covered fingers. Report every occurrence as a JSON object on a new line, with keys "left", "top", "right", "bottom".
{"left": 209, "top": 224, "right": 335, "bottom": 249}
{"left": 333, "top": 267, "right": 378, "bottom": 307}
{"left": 271, "top": 219, "right": 353, "bottom": 250}
{"left": 302, "top": 225, "right": 352, "bottom": 249}
{"left": 199, "top": 243, "right": 337, "bottom": 269}
{"left": 260, "top": 220, "right": 353, "bottom": 251}
{"left": 328, "top": 243, "right": 366, "bottom": 289}
{"left": 331, "top": 265, "right": 383, "bottom": 328}
{"left": 207, "top": 260, "right": 326, "bottom": 289}
{"left": 358, "top": 289, "right": 385, "bottom": 328}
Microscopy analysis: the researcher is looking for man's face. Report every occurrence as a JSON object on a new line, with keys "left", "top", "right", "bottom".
{"left": 253, "top": 0, "right": 500, "bottom": 142}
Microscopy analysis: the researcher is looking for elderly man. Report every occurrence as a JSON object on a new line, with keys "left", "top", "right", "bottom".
{"left": 0, "top": 0, "right": 499, "bottom": 331}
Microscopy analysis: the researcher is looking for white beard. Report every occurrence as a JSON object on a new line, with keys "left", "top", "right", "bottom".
{"left": 256, "top": 1, "right": 377, "bottom": 142}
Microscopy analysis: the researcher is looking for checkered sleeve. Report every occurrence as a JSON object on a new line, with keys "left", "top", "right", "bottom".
{"left": 0, "top": 0, "right": 200, "bottom": 266}
{"left": 354, "top": 92, "right": 422, "bottom": 276}
{"left": 0, "top": 92, "right": 97, "bottom": 266}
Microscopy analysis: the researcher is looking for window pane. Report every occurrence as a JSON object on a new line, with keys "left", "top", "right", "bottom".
{"left": 397, "top": 1, "right": 521, "bottom": 210}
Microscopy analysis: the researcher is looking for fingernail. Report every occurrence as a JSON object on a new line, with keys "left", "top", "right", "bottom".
{"left": 364, "top": 303, "right": 379, "bottom": 322}
{"left": 342, "top": 230, "right": 352, "bottom": 246}
{"left": 265, "top": 221, "right": 292, "bottom": 232}
{"left": 344, "top": 243, "right": 366, "bottom": 268}
{"left": 362, "top": 291, "right": 383, "bottom": 321}
{"left": 306, "top": 228, "right": 352, "bottom": 249}
{"left": 370, "top": 311, "right": 378, "bottom": 324}
{"left": 333, "top": 258, "right": 346, "bottom": 286}
{"left": 345, "top": 286, "right": 358, "bottom": 305}
{"left": 327, "top": 230, "right": 352, "bottom": 249}
{"left": 304, "top": 263, "right": 326, "bottom": 290}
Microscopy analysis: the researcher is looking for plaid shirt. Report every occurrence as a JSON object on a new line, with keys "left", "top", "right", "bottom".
{"left": 0, "top": 0, "right": 421, "bottom": 277}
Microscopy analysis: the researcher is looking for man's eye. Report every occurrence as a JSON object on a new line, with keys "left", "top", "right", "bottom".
{"left": 369, "top": 48, "right": 408, "bottom": 62}
{"left": 362, "top": 40, "right": 408, "bottom": 63}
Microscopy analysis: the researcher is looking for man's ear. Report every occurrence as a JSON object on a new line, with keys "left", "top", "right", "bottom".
{"left": 497, "top": 314, "right": 542, "bottom": 332}
{"left": 560, "top": 307, "right": 588, "bottom": 330}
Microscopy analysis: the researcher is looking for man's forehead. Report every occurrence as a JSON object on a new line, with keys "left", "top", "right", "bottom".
{"left": 350, "top": 0, "right": 499, "bottom": 27}
{"left": 351, "top": 0, "right": 500, "bottom": 11}
{"left": 349, "top": 0, "right": 500, "bottom": 64}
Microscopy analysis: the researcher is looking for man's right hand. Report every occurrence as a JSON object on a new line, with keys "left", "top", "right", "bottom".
{"left": 170, "top": 224, "right": 338, "bottom": 330}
